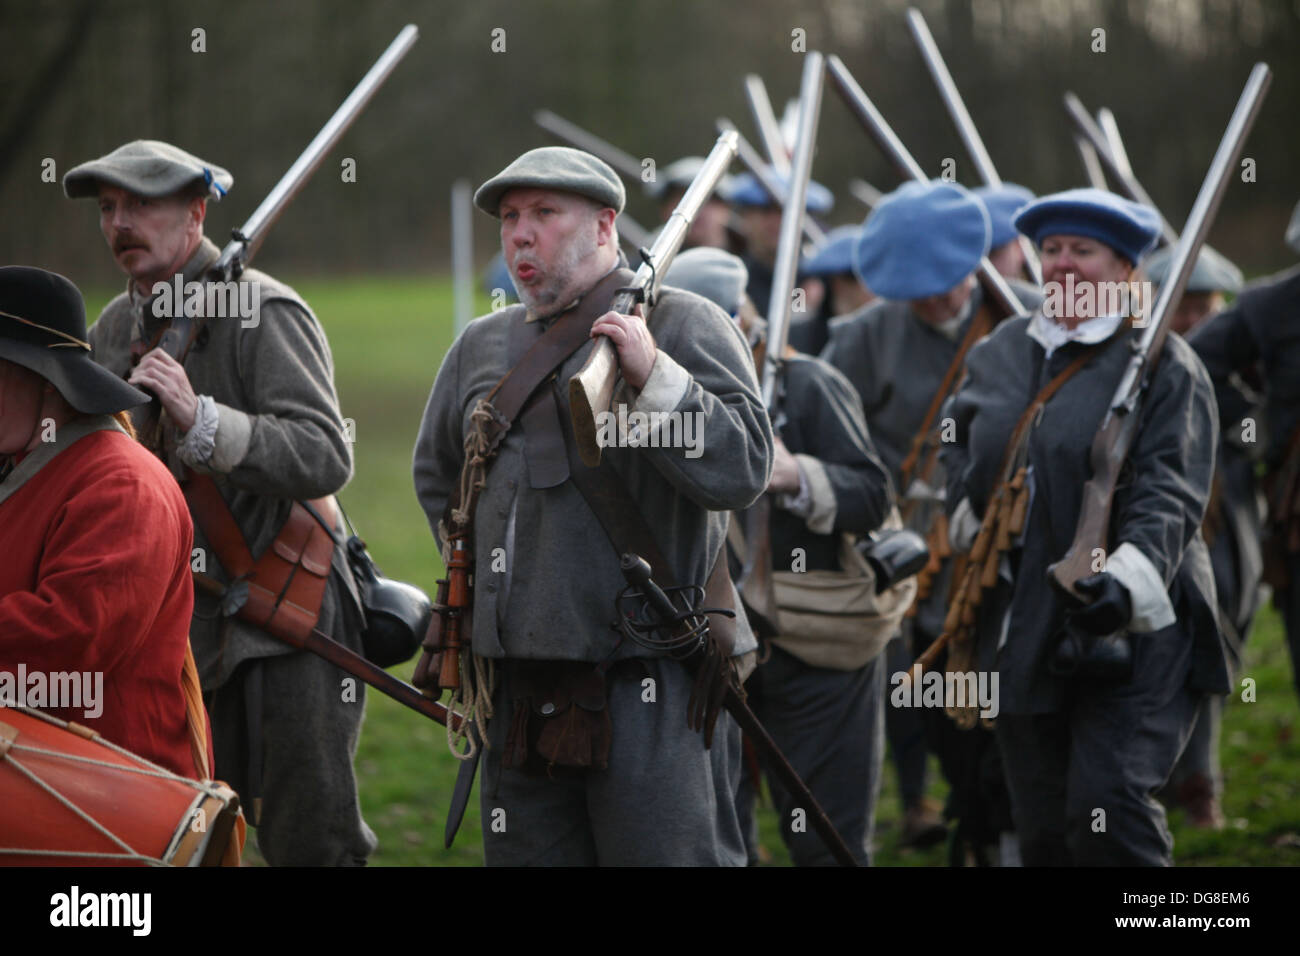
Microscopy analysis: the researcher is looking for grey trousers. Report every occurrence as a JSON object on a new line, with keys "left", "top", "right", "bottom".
{"left": 1166, "top": 693, "right": 1223, "bottom": 793}
{"left": 479, "top": 658, "right": 748, "bottom": 866}
{"left": 994, "top": 622, "right": 1201, "bottom": 866}
{"left": 744, "top": 645, "right": 886, "bottom": 866}
{"left": 209, "top": 650, "right": 378, "bottom": 866}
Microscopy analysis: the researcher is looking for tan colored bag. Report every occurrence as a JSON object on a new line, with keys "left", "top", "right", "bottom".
{"left": 770, "top": 509, "right": 917, "bottom": 671}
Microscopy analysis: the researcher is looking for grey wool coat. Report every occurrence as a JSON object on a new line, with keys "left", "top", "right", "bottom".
{"left": 940, "top": 316, "right": 1227, "bottom": 714}
{"left": 413, "top": 280, "right": 774, "bottom": 664}
{"left": 88, "top": 237, "right": 365, "bottom": 688}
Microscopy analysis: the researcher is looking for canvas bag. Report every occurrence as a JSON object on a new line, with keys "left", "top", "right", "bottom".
{"left": 770, "top": 507, "right": 917, "bottom": 670}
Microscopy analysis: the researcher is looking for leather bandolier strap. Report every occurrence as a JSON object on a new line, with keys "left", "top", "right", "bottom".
{"left": 438, "top": 267, "right": 637, "bottom": 546}
{"left": 413, "top": 267, "right": 637, "bottom": 708}
{"left": 928, "top": 333, "right": 1120, "bottom": 729}
{"left": 899, "top": 304, "right": 995, "bottom": 616}
{"left": 184, "top": 472, "right": 338, "bottom": 647}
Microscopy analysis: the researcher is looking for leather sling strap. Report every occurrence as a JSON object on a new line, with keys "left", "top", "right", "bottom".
{"left": 996, "top": 320, "right": 1136, "bottom": 482}
{"left": 441, "top": 267, "right": 637, "bottom": 532}
{"left": 184, "top": 473, "right": 338, "bottom": 646}
{"left": 899, "top": 302, "right": 995, "bottom": 489}
{"left": 553, "top": 385, "right": 738, "bottom": 655}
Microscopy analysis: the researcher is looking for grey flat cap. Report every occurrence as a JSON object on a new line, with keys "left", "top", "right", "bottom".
{"left": 1144, "top": 243, "right": 1243, "bottom": 295}
{"left": 1287, "top": 198, "right": 1300, "bottom": 256}
{"left": 64, "top": 139, "right": 233, "bottom": 201}
{"left": 474, "top": 146, "right": 624, "bottom": 217}
{"left": 664, "top": 247, "right": 749, "bottom": 317}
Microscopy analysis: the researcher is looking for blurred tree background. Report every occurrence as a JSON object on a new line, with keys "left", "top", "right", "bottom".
{"left": 2, "top": 0, "right": 1297, "bottom": 289}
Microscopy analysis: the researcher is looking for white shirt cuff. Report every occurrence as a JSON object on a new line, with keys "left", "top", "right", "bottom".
{"left": 1105, "top": 541, "right": 1176, "bottom": 632}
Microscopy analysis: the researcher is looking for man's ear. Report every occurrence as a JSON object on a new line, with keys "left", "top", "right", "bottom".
{"left": 594, "top": 206, "right": 617, "bottom": 247}
{"left": 189, "top": 196, "right": 208, "bottom": 229}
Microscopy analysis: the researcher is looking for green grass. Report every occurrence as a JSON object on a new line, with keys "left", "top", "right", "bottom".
{"left": 84, "top": 276, "right": 1300, "bottom": 866}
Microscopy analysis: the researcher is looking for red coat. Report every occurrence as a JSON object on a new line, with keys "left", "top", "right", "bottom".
{"left": 0, "top": 424, "right": 212, "bottom": 779}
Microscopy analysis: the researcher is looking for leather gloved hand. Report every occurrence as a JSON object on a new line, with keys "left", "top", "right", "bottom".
{"left": 1066, "top": 572, "right": 1133, "bottom": 636}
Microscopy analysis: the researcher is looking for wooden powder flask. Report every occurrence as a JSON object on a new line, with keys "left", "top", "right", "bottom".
{"left": 437, "top": 538, "right": 473, "bottom": 689}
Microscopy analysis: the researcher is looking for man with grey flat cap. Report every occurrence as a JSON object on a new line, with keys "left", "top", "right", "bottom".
{"left": 65, "top": 139, "right": 375, "bottom": 866}
{"left": 0, "top": 265, "right": 213, "bottom": 781}
{"left": 413, "top": 146, "right": 773, "bottom": 865}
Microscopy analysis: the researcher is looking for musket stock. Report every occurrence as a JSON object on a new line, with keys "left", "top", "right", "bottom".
{"left": 568, "top": 130, "right": 739, "bottom": 466}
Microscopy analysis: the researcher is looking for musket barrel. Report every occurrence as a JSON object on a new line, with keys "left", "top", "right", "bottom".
{"left": 825, "top": 54, "right": 1026, "bottom": 317}
{"left": 217, "top": 24, "right": 419, "bottom": 276}
{"left": 905, "top": 8, "right": 1042, "bottom": 285}
{"left": 762, "top": 52, "right": 824, "bottom": 412}
{"left": 533, "top": 109, "right": 644, "bottom": 182}
{"left": 569, "top": 130, "right": 740, "bottom": 466}
{"left": 745, "top": 74, "right": 791, "bottom": 175}
{"left": 1063, "top": 92, "right": 1179, "bottom": 245}
{"left": 1096, "top": 108, "right": 1135, "bottom": 181}
{"left": 716, "top": 118, "right": 827, "bottom": 247}
{"left": 906, "top": 8, "right": 1000, "bottom": 186}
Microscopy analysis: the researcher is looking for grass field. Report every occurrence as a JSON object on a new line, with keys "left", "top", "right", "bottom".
{"left": 86, "top": 275, "right": 1300, "bottom": 866}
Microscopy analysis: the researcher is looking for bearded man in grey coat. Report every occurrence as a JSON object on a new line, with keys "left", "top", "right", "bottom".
{"left": 413, "top": 147, "right": 773, "bottom": 865}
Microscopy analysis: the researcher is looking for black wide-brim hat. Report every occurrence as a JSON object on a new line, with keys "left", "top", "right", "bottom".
{"left": 0, "top": 266, "right": 149, "bottom": 415}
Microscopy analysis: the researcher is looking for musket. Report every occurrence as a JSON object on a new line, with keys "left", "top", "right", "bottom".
{"left": 1063, "top": 92, "right": 1180, "bottom": 245}
{"left": 530, "top": 109, "right": 654, "bottom": 250}
{"left": 716, "top": 117, "right": 828, "bottom": 246}
{"left": 451, "top": 178, "right": 474, "bottom": 336}
{"left": 905, "top": 7, "right": 1042, "bottom": 285}
{"left": 1048, "top": 63, "right": 1271, "bottom": 598}
{"left": 1097, "top": 108, "right": 1135, "bottom": 183}
{"left": 192, "top": 575, "right": 464, "bottom": 732}
{"left": 848, "top": 177, "right": 883, "bottom": 210}
{"left": 824, "top": 54, "right": 1026, "bottom": 319}
{"left": 145, "top": 24, "right": 420, "bottom": 439}
{"left": 1073, "top": 133, "right": 1109, "bottom": 190}
{"left": 734, "top": 52, "right": 825, "bottom": 639}
{"left": 744, "top": 73, "right": 791, "bottom": 175}
{"left": 762, "top": 53, "right": 823, "bottom": 412}
{"left": 568, "top": 130, "right": 739, "bottom": 466}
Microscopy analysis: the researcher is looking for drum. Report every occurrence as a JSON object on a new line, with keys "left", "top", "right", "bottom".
{"left": 0, "top": 705, "right": 241, "bottom": 866}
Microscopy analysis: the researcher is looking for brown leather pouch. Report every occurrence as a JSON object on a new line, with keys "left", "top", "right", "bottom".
{"left": 502, "top": 661, "right": 612, "bottom": 774}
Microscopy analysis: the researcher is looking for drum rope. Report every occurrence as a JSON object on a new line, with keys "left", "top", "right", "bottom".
{"left": 0, "top": 753, "right": 166, "bottom": 865}
{"left": 8, "top": 742, "right": 229, "bottom": 795}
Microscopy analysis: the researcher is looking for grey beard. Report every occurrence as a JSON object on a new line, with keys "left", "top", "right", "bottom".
{"left": 514, "top": 232, "right": 599, "bottom": 318}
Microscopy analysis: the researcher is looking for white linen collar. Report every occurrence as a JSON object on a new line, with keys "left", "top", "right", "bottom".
{"left": 1027, "top": 310, "right": 1125, "bottom": 358}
